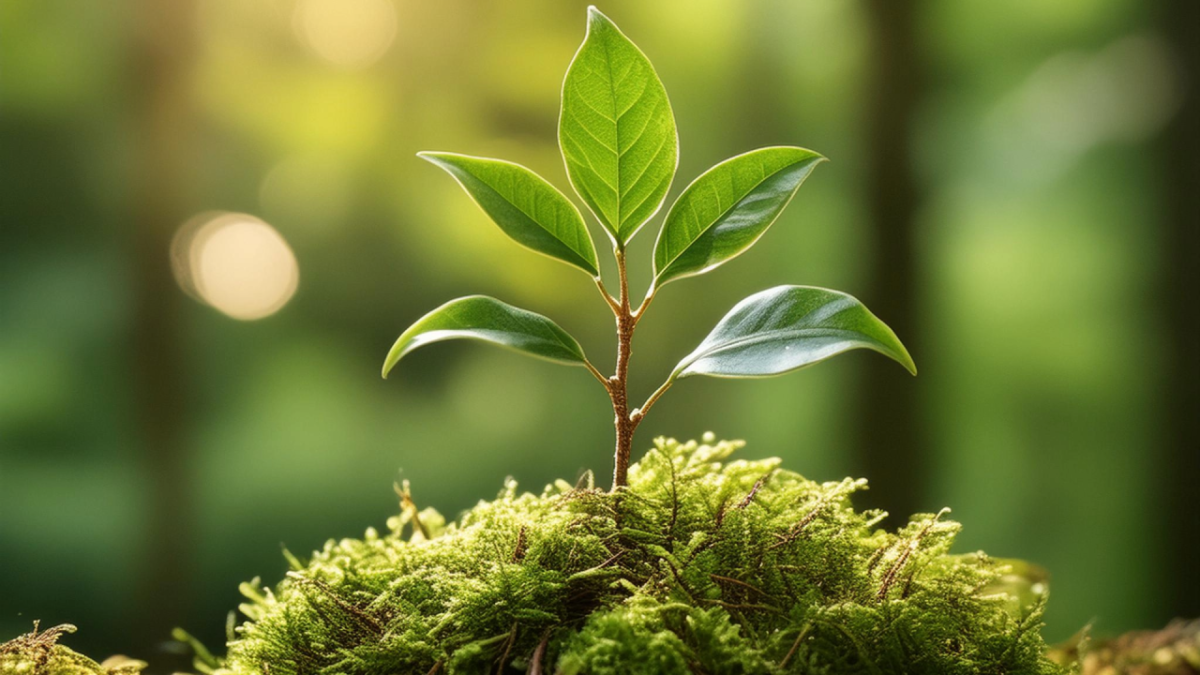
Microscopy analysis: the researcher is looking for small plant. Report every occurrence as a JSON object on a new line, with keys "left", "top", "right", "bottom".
{"left": 1, "top": 13, "right": 1076, "bottom": 673}
{"left": 384, "top": 6, "right": 916, "bottom": 490}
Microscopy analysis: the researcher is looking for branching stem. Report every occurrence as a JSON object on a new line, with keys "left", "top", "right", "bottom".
{"left": 634, "top": 283, "right": 657, "bottom": 323}
{"left": 594, "top": 251, "right": 669, "bottom": 490}
{"left": 593, "top": 276, "right": 621, "bottom": 314}
{"left": 608, "top": 248, "right": 636, "bottom": 490}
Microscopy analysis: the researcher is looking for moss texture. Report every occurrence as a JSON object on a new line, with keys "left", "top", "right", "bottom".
{"left": 202, "top": 436, "right": 1064, "bottom": 674}
{"left": 0, "top": 623, "right": 146, "bottom": 675}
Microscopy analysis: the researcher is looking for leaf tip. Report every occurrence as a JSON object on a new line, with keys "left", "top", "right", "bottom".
{"left": 586, "top": 6, "right": 612, "bottom": 31}
{"left": 382, "top": 345, "right": 405, "bottom": 380}
{"left": 894, "top": 348, "right": 918, "bottom": 376}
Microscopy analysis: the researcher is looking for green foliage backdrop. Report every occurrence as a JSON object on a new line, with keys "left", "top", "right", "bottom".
{"left": 0, "top": 0, "right": 1192, "bottom": 667}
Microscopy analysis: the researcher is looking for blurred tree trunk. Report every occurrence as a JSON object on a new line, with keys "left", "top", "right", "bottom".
{"left": 854, "top": 0, "right": 927, "bottom": 523}
{"left": 1161, "top": 0, "right": 1199, "bottom": 620}
{"left": 130, "top": 0, "right": 196, "bottom": 650}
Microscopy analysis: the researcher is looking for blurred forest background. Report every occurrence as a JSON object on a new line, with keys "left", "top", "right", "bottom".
{"left": 2, "top": 0, "right": 1197, "bottom": 667}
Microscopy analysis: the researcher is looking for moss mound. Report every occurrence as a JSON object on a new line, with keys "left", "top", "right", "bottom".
{"left": 208, "top": 437, "right": 1063, "bottom": 674}
{"left": 0, "top": 623, "right": 146, "bottom": 675}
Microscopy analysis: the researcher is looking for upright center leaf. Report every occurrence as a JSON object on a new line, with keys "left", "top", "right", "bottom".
{"left": 559, "top": 7, "right": 678, "bottom": 247}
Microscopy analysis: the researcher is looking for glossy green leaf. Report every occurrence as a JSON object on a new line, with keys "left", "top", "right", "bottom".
{"left": 653, "top": 147, "right": 825, "bottom": 287}
{"left": 383, "top": 296, "right": 589, "bottom": 378}
{"left": 559, "top": 7, "right": 678, "bottom": 246}
{"left": 418, "top": 152, "right": 600, "bottom": 277}
{"left": 671, "top": 285, "right": 916, "bottom": 380}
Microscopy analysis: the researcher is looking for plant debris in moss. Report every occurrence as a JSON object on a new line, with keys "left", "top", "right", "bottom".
{"left": 195, "top": 436, "right": 1066, "bottom": 674}
{"left": 0, "top": 623, "right": 146, "bottom": 675}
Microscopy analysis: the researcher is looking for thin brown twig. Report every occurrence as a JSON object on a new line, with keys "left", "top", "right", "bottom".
{"left": 528, "top": 629, "right": 552, "bottom": 675}
{"left": 577, "top": 549, "right": 626, "bottom": 576}
{"left": 700, "top": 599, "right": 782, "bottom": 614}
{"left": 735, "top": 473, "right": 772, "bottom": 510}
{"left": 767, "top": 482, "right": 858, "bottom": 551}
{"left": 665, "top": 558, "right": 698, "bottom": 602}
{"left": 510, "top": 525, "right": 527, "bottom": 563}
{"left": 708, "top": 574, "right": 770, "bottom": 598}
{"left": 876, "top": 508, "right": 950, "bottom": 602}
{"left": 779, "top": 622, "right": 812, "bottom": 669}
{"left": 665, "top": 449, "right": 680, "bottom": 537}
{"left": 496, "top": 621, "right": 518, "bottom": 674}
{"left": 288, "top": 574, "right": 383, "bottom": 634}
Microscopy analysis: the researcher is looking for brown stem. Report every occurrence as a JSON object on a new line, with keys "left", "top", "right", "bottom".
{"left": 527, "top": 630, "right": 551, "bottom": 675}
{"left": 633, "top": 282, "right": 657, "bottom": 325}
{"left": 779, "top": 623, "right": 812, "bottom": 669}
{"left": 610, "top": 249, "right": 635, "bottom": 490}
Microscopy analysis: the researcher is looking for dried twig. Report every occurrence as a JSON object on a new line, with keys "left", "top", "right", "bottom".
{"left": 779, "top": 622, "right": 812, "bottom": 669}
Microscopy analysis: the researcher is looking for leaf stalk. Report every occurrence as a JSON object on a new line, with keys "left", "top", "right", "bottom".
{"left": 593, "top": 276, "right": 621, "bottom": 314}
{"left": 635, "top": 376, "right": 675, "bottom": 423}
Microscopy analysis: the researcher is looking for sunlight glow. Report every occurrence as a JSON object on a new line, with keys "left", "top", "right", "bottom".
{"left": 985, "top": 33, "right": 1180, "bottom": 184}
{"left": 294, "top": 0, "right": 398, "bottom": 68}
{"left": 172, "top": 213, "right": 299, "bottom": 321}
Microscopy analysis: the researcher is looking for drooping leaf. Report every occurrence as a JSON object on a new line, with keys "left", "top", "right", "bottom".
{"left": 559, "top": 7, "right": 678, "bottom": 247}
{"left": 653, "top": 147, "right": 825, "bottom": 287}
{"left": 418, "top": 152, "right": 600, "bottom": 277}
{"left": 383, "top": 296, "right": 589, "bottom": 378}
{"left": 671, "top": 285, "right": 916, "bottom": 380}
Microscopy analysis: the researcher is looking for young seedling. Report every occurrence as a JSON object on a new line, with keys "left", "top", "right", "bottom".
{"left": 383, "top": 7, "right": 916, "bottom": 491}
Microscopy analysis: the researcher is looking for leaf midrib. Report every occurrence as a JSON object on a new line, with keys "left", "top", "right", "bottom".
{"left": 679, "top": 326, "right": 877, "bottom": 376}
{"left": 479, "top": 167, "right": 591, "bottom": 268}
{"left": 603, "top": 32, "right": 622, "bottom": 235}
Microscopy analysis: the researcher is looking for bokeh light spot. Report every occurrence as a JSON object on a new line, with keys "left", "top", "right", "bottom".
{"left": 294, "top": 0, "right": 398, "bottom": 68}
{"left": 172, "top": 213, "right": 299, "bottom": 321}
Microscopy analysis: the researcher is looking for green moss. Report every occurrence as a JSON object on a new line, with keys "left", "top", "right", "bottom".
{"left": 0, "top": 624, "right": 146, "bottom": 675}
{"left": 204, "top": 437, "right": 1065, "bottom": 674}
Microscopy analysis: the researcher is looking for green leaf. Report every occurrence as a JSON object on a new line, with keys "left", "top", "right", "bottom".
{"left": 418, "top": 152, "right": 600, "bottom": 277}
{"left": 653, "top": 147, "right": 825, "bottom": 287}
{"left": 559, "top": 6, "right": 678, "bottom": 247}
{"left": 671, "top": 285, "right": 916, "bottom": 380}
{"left": 382, "top": 296, "right": 589, "bottom": 378}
